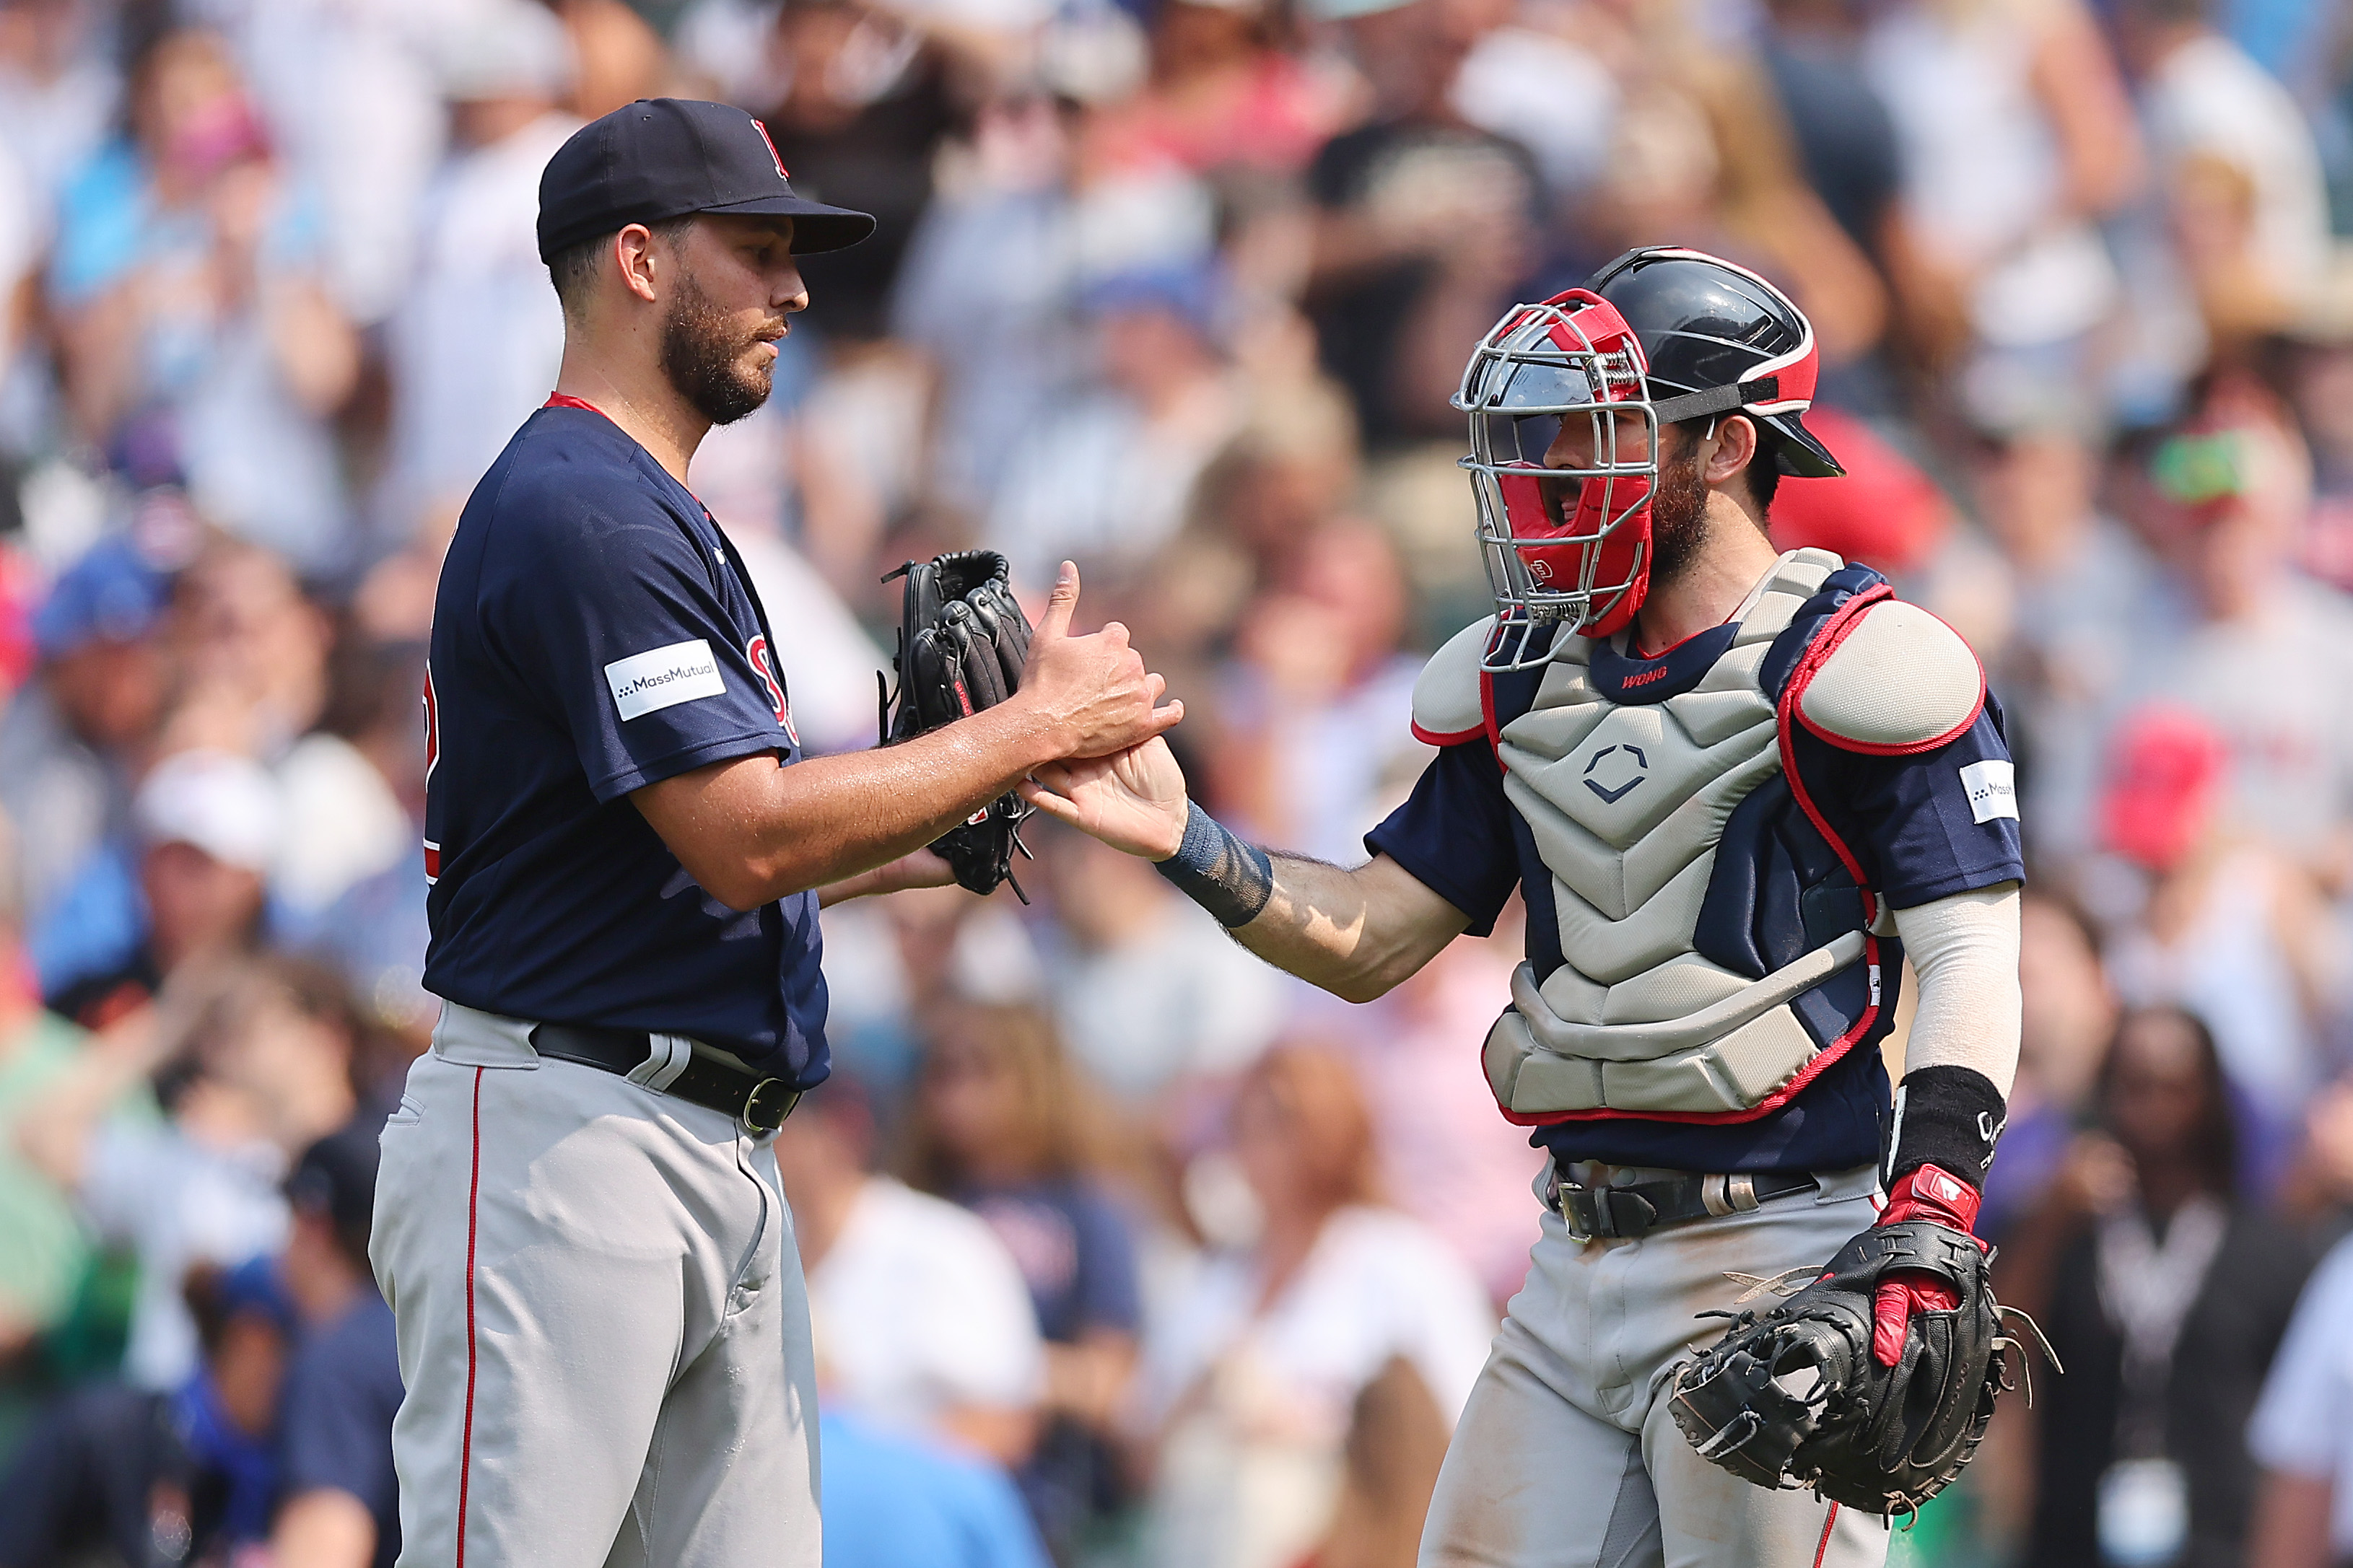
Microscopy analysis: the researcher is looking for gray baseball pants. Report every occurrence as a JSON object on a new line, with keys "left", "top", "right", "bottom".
{"left": 371, "top": 1002, "right": 820, "bottom": 1568}
{"left": 1419, "top": 1162, "right": 1891, "bottom": 1568}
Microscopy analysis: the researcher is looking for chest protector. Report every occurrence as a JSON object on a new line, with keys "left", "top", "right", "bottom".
{"left": 1413, "top": 548, "right": 1937, "bottom": 1124}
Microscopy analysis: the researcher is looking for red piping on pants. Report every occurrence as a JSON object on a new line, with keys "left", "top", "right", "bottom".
{"left": 1812, "top": 1502, "right": 1840, "bottom": 1568}
{"left": 458, "top": 1066, "right": 484, "bottom": 1567}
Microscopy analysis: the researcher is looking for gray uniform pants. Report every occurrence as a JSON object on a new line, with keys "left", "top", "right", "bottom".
{"left": 372, "top": 1003, "right": 820, "bottom": 1568}
{"left": 1418, "top": 1163, "right": 1890, "bottom": 1568}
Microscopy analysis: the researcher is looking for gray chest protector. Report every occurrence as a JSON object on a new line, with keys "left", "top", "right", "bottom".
{"left": 1411, "top": 549, "right": 1982, "bottom": 1123}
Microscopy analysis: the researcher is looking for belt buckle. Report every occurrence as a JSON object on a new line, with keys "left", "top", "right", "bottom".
{"left": 1549, "top": 1176, "right": 1608, "bottom": 1242}
{"left": 741, "top": 1077, "right": 800, "bottom": 1134}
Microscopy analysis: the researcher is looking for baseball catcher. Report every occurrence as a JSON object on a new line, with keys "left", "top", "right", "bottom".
{"left": 1023, "top": 246, "right": 2030, "bottom": 1567}
{"left": 883, "top": 549, "right": 1038, "bottom": 898}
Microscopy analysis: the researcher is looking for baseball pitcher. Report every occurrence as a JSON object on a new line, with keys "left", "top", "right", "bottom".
{"left": 375, "top": 99, "right": 1176, "bottom": 1568}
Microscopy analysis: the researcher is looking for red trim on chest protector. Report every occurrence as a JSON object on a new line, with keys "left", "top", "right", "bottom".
{"left": 1490, "top": 584, "right": 1895, "bottom": 1129}
{"left": 1493, "top": 934, "right": 1882, "bottom": 1126}
{"left": 1790, "top": 599, "right": 1985, "bottom": 756}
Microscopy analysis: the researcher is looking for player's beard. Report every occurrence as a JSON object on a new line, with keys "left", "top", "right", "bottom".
{"left": 660, "top": 266, "right": 776, "bottom": 427}
{"left": 1642, "top": 436, "right": 1714, "bottom": 589}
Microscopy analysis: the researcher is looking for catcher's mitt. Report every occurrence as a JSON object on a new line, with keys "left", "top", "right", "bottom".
{"left": 881, "top": 551, "right": 1036, "bottom": 899}
{"left": 1665, "top": 1217, "right": 2040, "bottom": 1517}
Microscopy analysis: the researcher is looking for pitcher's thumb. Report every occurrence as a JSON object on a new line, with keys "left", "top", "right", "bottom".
{"left": 1034, "top": 560, "right": 1080, "bottom": 641}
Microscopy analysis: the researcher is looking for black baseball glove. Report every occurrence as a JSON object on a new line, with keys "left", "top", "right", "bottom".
{"left": 1664, "top": 1206, "right": 2033, "bottom": 1517}
{"left": 881, "top": 551, "right": 1035, "bottom": 899}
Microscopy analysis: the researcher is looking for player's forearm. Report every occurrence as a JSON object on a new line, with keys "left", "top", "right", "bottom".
{"left": 1884, "top": 882, "right": 2022, "bottom": 1187}
{"left": 1892, "top": 883, "right": 2022, "bottom": 1095}
{"left": 1156, "top": 804, "right": 1465, "bottom": 1002}
{"left": 640, "top": 701, "right": 1062, "bottom": 908}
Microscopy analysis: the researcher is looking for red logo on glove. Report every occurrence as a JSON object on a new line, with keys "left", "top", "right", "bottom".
{"left": 1870, "top": 1164, "right": 1984, "bottom": 1367}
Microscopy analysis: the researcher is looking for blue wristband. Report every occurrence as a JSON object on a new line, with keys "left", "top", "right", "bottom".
{"left": 1154, "top": 800, "right": 1274, "bottom": 928}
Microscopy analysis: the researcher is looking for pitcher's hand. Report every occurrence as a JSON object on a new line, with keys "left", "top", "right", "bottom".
{"left": 1022, "top": 736, "right": 1189, "bottom": 860}
{"left": 1016, "top": 561, "right": 1182, "bottom": 758}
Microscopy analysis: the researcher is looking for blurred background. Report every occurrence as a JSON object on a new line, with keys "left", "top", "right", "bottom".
{"left": 0, "top": 0, "right": 2348, "bottom": 1562}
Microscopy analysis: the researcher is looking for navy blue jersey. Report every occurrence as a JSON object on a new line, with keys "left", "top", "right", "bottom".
{"left": 422, "top": 400, "right": 828, "bottom": 1086}
{"left": 1366, "top": 600, "right": 2025, "bottom": 1175}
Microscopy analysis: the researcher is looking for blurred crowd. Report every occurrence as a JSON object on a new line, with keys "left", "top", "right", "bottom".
{"left": 0, "top": 0, "right": 2349, "bottom": 1562}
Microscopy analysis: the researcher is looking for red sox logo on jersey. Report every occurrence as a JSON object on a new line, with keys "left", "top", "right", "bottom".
{"left": 746, "top": 634, "right": 798, "bottom": 746}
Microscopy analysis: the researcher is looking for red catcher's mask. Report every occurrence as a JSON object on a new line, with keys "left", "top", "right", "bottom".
{"left": 1457, "top": 290, "right": 1661, "bottom": 660}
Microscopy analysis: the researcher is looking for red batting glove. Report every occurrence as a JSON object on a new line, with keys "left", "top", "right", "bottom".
{"left": 1870, "top": 1164, "right": 1984, "bottom": 1367}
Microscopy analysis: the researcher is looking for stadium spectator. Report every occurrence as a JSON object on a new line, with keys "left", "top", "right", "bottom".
{"left": 44, "top": 748, "right": 275, "bottom": 1027}
{"left": 2248, "top": 1227, "right": 2353, "bottom": 1568}
{"left": 2002, "top": 1006, "right": 2313, "bottom": 1568}
{"left": 1981, "top": 890, "right": 2118, "bottom": 1242}
{"left": 1029, "top": 818, "right": 1283, "bottom": 1103}
{"left": 1139, "top": 1046, "right": 1493, "bottom": 1568}
{"left": 19, "top": 958, "right": 359, "bottom": 1391}
{"left": 2121, "top": 382, "right": 2353, "bottom": 883}
{"left": 1296, "top": 1357, "right": 1451, "bottom": 1568}
{"left": 1300, "top": 0, "right": 1540, "bottom": 449}
{"left": 1862, "top": 0, "right": 2140, "bottom": 420}
{"left": 48, "top": 29, "right": 359, "bottom": 571}
{"left": 0, "top": 533, "right": 171, "bottom": 995}
{"left": 268, "top": 1117, "right": 401, "bottom": 1568}
{"left": 0, "top": 807, "right": 92, "bottom": 1453}
{"left": 987, "top": 263, "right": 1242, "bottom": 579}
{"left": 774, "top": 1069, "right": 1048, "bottom": 1466}
{"left": 2117, "top": 0, "right": 2334, "bottom": 359}
{"left": 902, "top": 1003, "right": 1144, "bottom": 1556}
{"left": 1205, "top": 520, "right": 1421, "bottom": 865}
{"left": 819, "top": 1406, "right": 1055, "bottom": 1568}
{"left": 0, "top": 1256, "right": 296, "bottom": 1567}
{"left": 380, "top": 0, "right": 581, "bottom": 542}
{"left": 2095, "top": 705, "right": 2336, "bottom": 1179}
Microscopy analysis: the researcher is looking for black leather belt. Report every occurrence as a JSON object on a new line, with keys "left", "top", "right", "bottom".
{"left": 1545, "top": 1167, "right": 1819, "bottom": 1241}
{"left": 529, "top": 1023, "right": 801, "bottom": 1133}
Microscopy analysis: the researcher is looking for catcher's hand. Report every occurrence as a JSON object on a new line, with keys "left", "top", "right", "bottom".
{"left": 1665, "top": 1165, "right": 2038, "bottom": 1517}
{"left": 881, "top": 550, "right": 1036, "bottom": 900}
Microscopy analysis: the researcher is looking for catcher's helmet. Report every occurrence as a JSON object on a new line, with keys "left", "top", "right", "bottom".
{"left": 1454, "top": 247, "right": 1844, "bottom": 666}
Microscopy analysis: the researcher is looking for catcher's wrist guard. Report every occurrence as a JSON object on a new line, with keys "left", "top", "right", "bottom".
{"left": 881, "top": 551, "right": 1036, "bottom": 900}
{"left": 1885, "top": 1065, "right": 2007, "bottom": 1189}
{"left": 1154, "top": 801, "right": 1273, "bottom": 928}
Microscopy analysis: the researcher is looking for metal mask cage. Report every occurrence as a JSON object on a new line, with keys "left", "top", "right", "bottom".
{"left": 1452, "top": 295, "right": 1661, "bottom": 672}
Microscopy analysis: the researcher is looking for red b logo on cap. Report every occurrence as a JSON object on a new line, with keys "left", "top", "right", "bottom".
{"left": 749, "top": 117, "right": 788, "bottom": 181}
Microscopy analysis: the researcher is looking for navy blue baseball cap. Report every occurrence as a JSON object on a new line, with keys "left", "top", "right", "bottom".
{"left": 537, "top": 97, "right": 876, "bottom": 263}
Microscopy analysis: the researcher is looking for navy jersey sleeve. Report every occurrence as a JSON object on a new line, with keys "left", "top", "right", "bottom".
{"left": 1363, "top": 740, "right": 1522, "bottom": 937}
{"left": 1793, "top": 692, "right": 2026, "bottom": 908}
{"left": 484, "top": 493, "right": 787, "bottom": 802}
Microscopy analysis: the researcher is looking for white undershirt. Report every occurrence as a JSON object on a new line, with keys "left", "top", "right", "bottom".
{"left": 1892, "top": 882, "right": 2023, "bottom": 1097}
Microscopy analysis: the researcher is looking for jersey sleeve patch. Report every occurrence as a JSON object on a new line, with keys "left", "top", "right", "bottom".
{"left": 605, "top": 639, "right": 727, "bottom": 720}
{"left": 1797, "top": 601, "right": 1984, "bottom": 754}
{"left": 1413, "top": 615, "right": 1498, "bottom": 745}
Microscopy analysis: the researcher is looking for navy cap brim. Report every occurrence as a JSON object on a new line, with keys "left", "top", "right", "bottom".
{"left": 700, "top": 194, "right": 877, "bottom": 254}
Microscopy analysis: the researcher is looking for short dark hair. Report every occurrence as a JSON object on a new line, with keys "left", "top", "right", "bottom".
{"left": 1674, "top": 414, "right": 1781, "bottom": 514}
{"left": 546, "top": 215, "right": 698, "bottom": 318}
